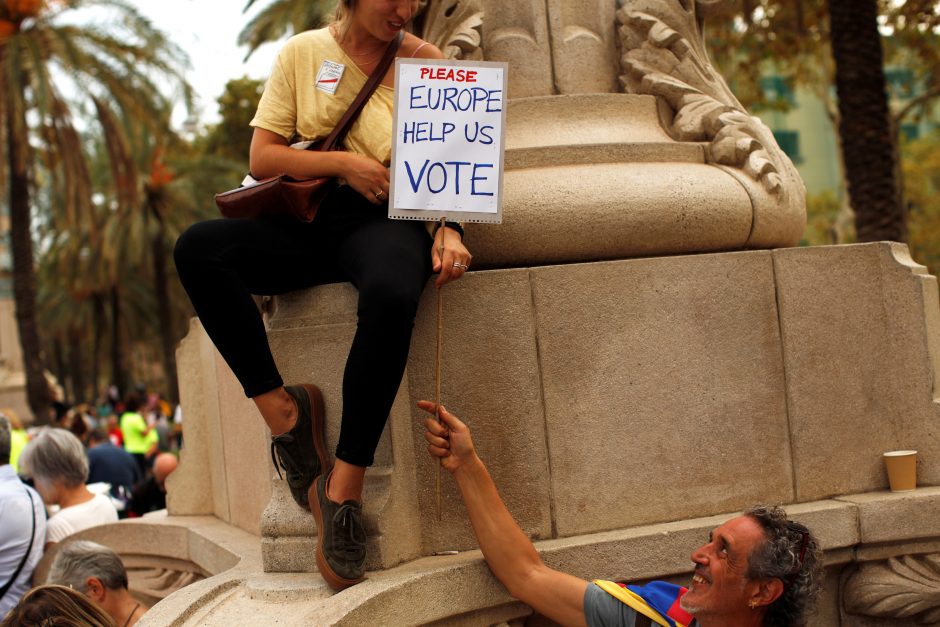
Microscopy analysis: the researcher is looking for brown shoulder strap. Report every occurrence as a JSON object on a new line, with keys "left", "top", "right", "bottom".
{"left": 318, "top": 30, "right": 404, "bottom": 152}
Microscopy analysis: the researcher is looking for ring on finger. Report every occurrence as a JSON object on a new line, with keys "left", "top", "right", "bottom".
{"left": 453, "top": 262, "right": 469, "bottom": 270}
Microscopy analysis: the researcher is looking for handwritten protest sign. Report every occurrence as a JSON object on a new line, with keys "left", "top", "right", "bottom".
{"left": 389, "top": 59, "right": 507, "bottom": 224}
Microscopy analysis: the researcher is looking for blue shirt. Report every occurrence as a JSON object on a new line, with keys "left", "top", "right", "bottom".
{"left": 87, "top": 442, "right": 141, "bottom": 499}
{"left": 0, "top": 464, "right": 46, "bottom": 615}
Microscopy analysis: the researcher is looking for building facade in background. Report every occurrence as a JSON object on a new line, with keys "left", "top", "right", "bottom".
{"left": 0, "top": 210, "right": 29, "bottom": 421}
{"left": 758, "top": 66, "right": 939, "bottom": 199}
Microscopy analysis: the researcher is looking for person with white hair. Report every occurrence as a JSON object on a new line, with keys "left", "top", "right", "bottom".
{"left": 0, "top": 415, "right": 46, "bottom": 616}
{"left": 47, "top": 540, "right": 147, "bottom": 627}
{"left": 20, "top": 428, "right": 118, "bottom": 548}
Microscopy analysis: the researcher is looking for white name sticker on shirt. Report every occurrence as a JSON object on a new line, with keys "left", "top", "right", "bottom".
{"left": 316, "top": 60, "right": 346, "bottom": 95}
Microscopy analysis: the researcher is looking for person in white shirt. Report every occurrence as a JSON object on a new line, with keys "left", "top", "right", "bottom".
{"left": 0, "top": 415, "right": 46, "bottom": 617}
{"left": 20, "top": 427, "right": 117, "bottom": 549}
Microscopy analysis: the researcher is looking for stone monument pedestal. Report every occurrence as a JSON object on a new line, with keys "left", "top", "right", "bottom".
{"left": 92, "top": 241, "right": 940, "bottom": 625}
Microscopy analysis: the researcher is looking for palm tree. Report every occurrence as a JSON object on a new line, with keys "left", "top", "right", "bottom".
{"left": 238, "top": 0, "right": 337, "bottom": 60}
{"left": 827, "top": 0, "right": 905, "bottom": 242}
{"left": 112, "top": 135, "right": 205, "bottom": 404}
{"left": 0, "top": 0, "right": 191, "bottom": 421}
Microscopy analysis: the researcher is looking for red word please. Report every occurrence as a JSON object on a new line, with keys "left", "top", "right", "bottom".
{"left": 419, "top": 67, "right": 478, "bottom": 83}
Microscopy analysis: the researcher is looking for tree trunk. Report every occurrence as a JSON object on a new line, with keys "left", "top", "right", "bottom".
{"left": 4, "top": 50, "right": 51, "bottom": 423}
{"left": 151, "top": 225, "right": 179, "bottom": 403}
{"left": 69, "top": 326, "right": 87, "bottom": 404}
{"left": 742, "top": 0, "right": 753, "bottom": 25}
{"left": 92, "top": 292, "right": 105, "bottom": 401}
{"left": 793, "top": 0, "right": 804, "bottom": 33}
{"left": 109, "top": 284, "right": 128, "bottom": 395}
{"left": 53, "top": 336, "right": 69, "bottom": 401}
{"left": 827, "top": 0, "right": 906, "bottom": 242}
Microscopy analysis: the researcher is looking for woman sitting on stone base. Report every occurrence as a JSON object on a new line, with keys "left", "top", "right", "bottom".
{"left": 174, "top": 0, "right": 471, "bottom": 590}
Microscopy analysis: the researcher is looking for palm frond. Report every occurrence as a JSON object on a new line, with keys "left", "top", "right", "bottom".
{"left": 47, "top": 94, "right": 95, "bottom": 229}
{"left": 92, "top": 96, "right": 138, "bottom": 214}
{"left": 238, "top": 0, "right": 337, "bottom": 60}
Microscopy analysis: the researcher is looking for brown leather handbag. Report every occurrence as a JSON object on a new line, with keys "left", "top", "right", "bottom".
{"left": 215, "top": 31, "right": 403, "bottom": 222}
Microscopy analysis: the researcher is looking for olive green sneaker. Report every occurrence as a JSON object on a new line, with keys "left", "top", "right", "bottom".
{"left": 270, "top": 384, "right": 329, "bottom": 510}
{"left": 309, "top": 472, "right": 366, "bottom": 590}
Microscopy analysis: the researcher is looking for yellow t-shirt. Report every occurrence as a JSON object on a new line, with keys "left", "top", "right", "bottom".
{"left": 250, "top": 27, "right": 395, "bottom": 165}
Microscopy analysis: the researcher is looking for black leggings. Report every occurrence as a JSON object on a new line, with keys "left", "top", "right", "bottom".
{"left": 174, "top": 185, "right": 432, "bottom": 467}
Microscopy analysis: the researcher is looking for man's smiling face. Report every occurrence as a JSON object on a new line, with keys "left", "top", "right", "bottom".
{"left": 679, "top": 515, "right": 768, "bottom": 619}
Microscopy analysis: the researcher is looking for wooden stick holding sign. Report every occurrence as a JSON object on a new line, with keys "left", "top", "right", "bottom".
{"left": 389, "top": 58, "right": 507, "bottom": 523}
{"left": 434, "top": 217, "right": 444, "bottom": 521}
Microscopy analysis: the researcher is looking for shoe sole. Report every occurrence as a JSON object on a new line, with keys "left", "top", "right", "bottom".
{"left": 308, "top": 476, "right": 365, "bottom": 591}
{"left": 299, "top": 384, "right": 330, "bottom": 512}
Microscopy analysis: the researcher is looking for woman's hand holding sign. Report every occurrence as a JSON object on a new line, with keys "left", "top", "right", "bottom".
{"left": 342, "top": 152, "right": 390, "bottom": 205}
{"left": 433, "top": 224, "right": 471, "bottom": 286}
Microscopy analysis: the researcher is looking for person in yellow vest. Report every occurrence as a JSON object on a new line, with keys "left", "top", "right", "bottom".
{"left": 419, "top": 402, "right": 823, "bottom": 627}
{"left": 119, "top": 393, "right": 151, "bottom": 476}
{"left": 1, "top": 409, "right": 28, "bottom": 473}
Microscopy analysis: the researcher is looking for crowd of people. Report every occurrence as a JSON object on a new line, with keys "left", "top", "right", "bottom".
{"left": 19, "top": 388, "right": 182, "bottom": 519}
{"left": 0, "top": 388, "right": 179, "bottom": 623}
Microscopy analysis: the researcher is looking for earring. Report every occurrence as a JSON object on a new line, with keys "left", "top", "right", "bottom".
{"left": 748, "top": 600, "right": 758, "bottom": 610}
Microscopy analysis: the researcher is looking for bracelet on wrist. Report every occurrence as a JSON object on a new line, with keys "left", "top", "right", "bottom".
{"left": 433, "top": 221, "right": 465, "bottom": 240}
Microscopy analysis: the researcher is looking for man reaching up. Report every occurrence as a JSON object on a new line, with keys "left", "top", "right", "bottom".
{"left": 419, "top": 402, "right": 822, "bottom": 627}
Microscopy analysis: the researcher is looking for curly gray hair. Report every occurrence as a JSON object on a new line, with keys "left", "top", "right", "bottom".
{"left": 744, "top": 505, "right": 823, "bottom": 627}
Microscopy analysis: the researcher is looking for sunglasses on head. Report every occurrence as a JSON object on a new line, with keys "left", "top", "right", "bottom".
{"left": 783, "top": 521, "right": 810, "bottom": 588}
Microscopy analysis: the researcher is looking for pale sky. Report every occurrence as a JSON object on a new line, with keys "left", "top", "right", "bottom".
{"left": 127, "top": 0, "right": 283, "bottom": 129}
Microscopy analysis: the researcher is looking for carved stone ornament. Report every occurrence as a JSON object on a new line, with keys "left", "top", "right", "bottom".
{"left": 617, "top": 0, "right": 806, "bottom": 246}
{"left": 415, "top": 0, "right": 484, "bottom": 60}
{"left": 843, "top": 554, "right": 940, "bottom": 624}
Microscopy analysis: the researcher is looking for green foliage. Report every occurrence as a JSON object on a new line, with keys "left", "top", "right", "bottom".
{"left": 706, "top": 0, "right": 832, "bottom": 112}
{"left": 800, "top": 130, "right": 940, "bottom": 280}
{"left": 904, "top": 131, "right": 940, "bottom": 277}
{"left": 184, "top": 75, "right": 269, "bottom": 220}
{"left": 881, "top": 2, "right": 940, "bottom": 124}
{"left": 800, "top": 190, "right": 851, "bottom": 246}
{"left": 706, "top": 1, "right": 940, "bottom": 121}
{"left": 198, "top": 76, "right": 266, "bottom": 167}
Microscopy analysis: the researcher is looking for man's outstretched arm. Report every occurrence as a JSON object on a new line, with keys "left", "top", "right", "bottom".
{"left": 418, "top": 401, "right": 589, "bottom": 627}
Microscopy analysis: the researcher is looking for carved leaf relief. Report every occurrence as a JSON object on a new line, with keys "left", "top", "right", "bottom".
{"left": 616, "top": 2, "right": 787, "bottom": 194}
{"left": 709, "top": 111, "right": 784, "bottom": 194}
{"left": 844, "top": 554, "right": 940, "bottom": 624}
{"left": 417, "top": 0, "right": 484, "bottom": 60}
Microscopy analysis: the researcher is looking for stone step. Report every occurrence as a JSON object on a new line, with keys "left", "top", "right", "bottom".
{"left": 146, "top": 490, "right": 940, "bottom": 625}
